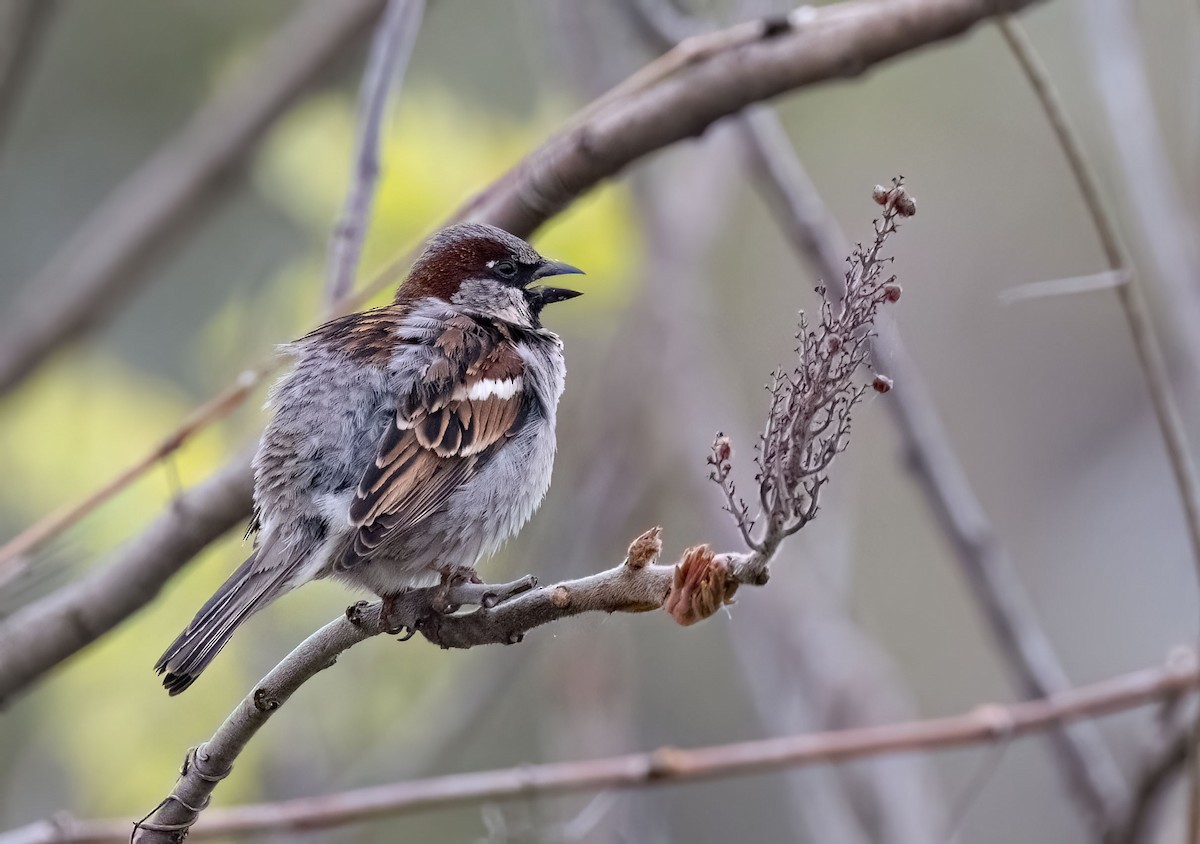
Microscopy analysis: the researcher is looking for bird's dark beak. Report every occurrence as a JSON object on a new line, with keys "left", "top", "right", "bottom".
{"left": 527, "top": 258, "right": 584, "bottom": 309}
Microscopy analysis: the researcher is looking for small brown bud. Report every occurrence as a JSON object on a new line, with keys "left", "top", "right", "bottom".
{"left": 872, "top": 374, "right": 894, "bottom": 393}
{"left": 665, "top": 546, "right": 739, "bottom": 626}
{"left": 550, "top": 585, "right": 571, "bottom": 608}
{"left": 714, "top": 435, "right": 732, "bottom": 464}
{"left": 826, "top": 333, "right": 843, "bottom": 353}
{"left": 895, "top": 194, "right": 917, "bottom": 217}
{"left": 625, "top": 526, "right": 663, "bottom": 569}
{"left": 882, "top": 283, "right": 902, "bottom": 303}
{"left": 872, "top": 185, "right": 889, "bottom": 205}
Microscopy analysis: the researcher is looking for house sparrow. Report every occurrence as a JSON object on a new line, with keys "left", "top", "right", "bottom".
{"left": 155, "top": 223, "right": 582, "bottom": 694}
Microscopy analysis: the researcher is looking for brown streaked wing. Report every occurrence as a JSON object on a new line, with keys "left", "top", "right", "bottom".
{"left": 342, "top": 329, "right": 528, "bottom": 567}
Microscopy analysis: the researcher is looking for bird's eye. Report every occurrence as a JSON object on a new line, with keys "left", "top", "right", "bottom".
{"left": 494, "top": 260, "right": 517, "bottom": 279}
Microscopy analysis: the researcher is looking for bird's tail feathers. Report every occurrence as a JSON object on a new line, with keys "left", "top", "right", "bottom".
{"left": 154, "top": 543, "right": 289, "bottom": 695}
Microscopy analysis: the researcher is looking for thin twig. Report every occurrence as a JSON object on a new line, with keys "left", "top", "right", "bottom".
{"left": 1077, "top": 0, "right": 1200, "bottom": 377}
{"left": 0, "top": 0, "right": 387, "bottom": 395}
{"left": 4, "top": 653, "right": 1196, "bottom": 844}
{"left": 325, "top": 0, "right": 424, "bottom": 304}
{"left": 999, "top": 270, "right": 1130, "bottom": 305}
{"left": 0, "top": 450, "right": 255, "bottom": 707}
{"left": 1107, "top": 722, "right": 1191, "bottom": 844}
{"left": 0, "top": 367, "right": 269, "bottom": 583}
{"left": 0, "top": 0, "right": 56, "bottom": 164}
{"left": 995, "top": 18, "right": 1200, "bottom": 566}
{"left": 995, "top": 16, "right": 1200, "bottom": 839}
{"left": 735, "top": 105, "right": 1130, "bottom": 826}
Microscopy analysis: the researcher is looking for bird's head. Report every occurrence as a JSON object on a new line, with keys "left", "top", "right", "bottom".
{"left": 398, "top": 223, "right": 583, "bottom": 328}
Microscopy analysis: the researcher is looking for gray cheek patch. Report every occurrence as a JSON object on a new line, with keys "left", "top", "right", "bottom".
{"left": 451, "top": 280, "right": 534, "bottom": 328}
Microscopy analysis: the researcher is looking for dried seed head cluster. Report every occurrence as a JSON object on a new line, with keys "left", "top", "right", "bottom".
{"left": 709, "top": 178, "right": 914, "bottom": 554}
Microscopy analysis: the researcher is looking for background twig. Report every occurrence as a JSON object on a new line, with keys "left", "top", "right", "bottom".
{"left": 995, "top": 15, "right": 1200, "bottom": 837}
{"left": 0, "top": 0, "right": 387, "bottom": 395}
{"left": 0, "top": 0, "right": 56, "bottom": 164}
{"left": 325, "top": 0, "right": 424, "bottom": 305}
{"left": 0, "top": 451, "right": 254, "bottom": 707}
{"left": 5, "top": 654, "right": 1195, "bottom": 844}
{"left": 1076, "top": 0, "right": 1200, "bottom": 378}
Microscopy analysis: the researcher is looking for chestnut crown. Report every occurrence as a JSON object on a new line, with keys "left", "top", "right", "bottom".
{"left": 397, "top": 223, "right": 583, "bottom": 318}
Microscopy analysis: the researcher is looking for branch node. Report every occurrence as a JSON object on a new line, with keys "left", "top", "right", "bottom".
{"left": 970, "top": 703, "right": 1017, "bottom": 741}
{"left": 1165, "top": 646, "right": 1199, "bottom": 681}
{"left": 253, "top": 688, "right": 280, "bottom": 712}
{"left": 345, "top": 600, "right": 372, "bottom": 626}
{"left": 479, "top": 574, "right": 539, "bottom": 608}
{"left": 550, "top": 585, "right": 571, "bottom": 608}
{"left": 646, "top": 746, "right": 688, "bottom": 779}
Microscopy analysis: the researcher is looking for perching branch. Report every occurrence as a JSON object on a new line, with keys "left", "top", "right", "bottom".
{"left": 735, "top": 106, "right": 1130, "bottom": 826}
{"left": 125, "top": 182, "right": 914, "bottom": 842}
{"left": 325, "top": 0, "right": 424, "bottom": 304}
{"left": 6, "top": 651, "right": 1196, "bottom": 843}
{"left": 0, "top": 0, "right": 1039, "bottom": 705}
{"left": 0, "top": 0, "right": 387, "bottom": 396}
{"left": 121, "top": 540, "right": 739, "bottom": 843}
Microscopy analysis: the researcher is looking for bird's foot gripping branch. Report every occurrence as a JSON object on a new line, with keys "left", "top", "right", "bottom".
{"left": 129, "top": 180, "right": 914, "bottom": 843}
{"left": 353, "top": 530, "right": 747, "bottom": 650}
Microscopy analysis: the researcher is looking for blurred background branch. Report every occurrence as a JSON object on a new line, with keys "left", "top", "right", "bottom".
{"left": 0, "top": 450, "right": 254, "bottom": 706}
{"left": 326, "top": 0, "right": 424, "bottom": 305}
{"left": 995, "top": 15, "right": 1200, "bottom": 837}
{"left": 0, "top": 0, "right": 57, "bottom": 165}
{"left": 6, "top": 653, "right": 1196, "bottom": 844}
{"left": 0, "top": 0, "right": 387, "bottom": 396}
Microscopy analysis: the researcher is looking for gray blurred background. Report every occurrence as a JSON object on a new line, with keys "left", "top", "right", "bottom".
{"left": 0, "top": 0, "right": 1197, "bottom": 841}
